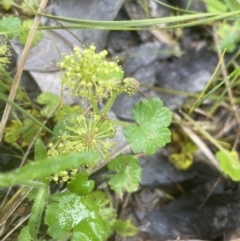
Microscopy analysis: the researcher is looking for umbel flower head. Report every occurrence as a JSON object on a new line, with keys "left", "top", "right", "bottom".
{"left": 48, "top": 113, "right": 116, "bottom": 182}
{"left": 48, "top": 113, "right": 116, "bottom": 160}
{"left": 58, "top": 44, "right": 124, "bottom": 102}
{"left": 0, "top": 38, "right": 10, "bottom": 68}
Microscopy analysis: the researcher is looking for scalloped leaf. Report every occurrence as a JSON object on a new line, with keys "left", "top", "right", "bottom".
{"left": 37, "top": 92, "right": 60, "bottom": 117}
{"left": 4, "top": 112, "right": 45, "bottom": 147}
{"left": 19, "top": 19, "right": 42, "bottom": 46}
{"left": 124, "top": 98, "right": 172, "bottom": 155}
{"left": 108, "top": 154, "right": 141, "bottom": 195}
{"left": 67, "top": 172, "right": 95, "bottom": 195}
{"left": 216, "top": 149, "right": 240, "bottom": 181}
{"left": 72, "top": 217, "right": 108, "bottom": 241}
{"left": 4, "top": 119, "right": 22, "bottom": 144}
{"left": 112, "top": 219, "right": 138, "bottom": 237}
{"left": 215, "top": 20, "right": 240, "bottom": 53}
{"left": 88, "top": 191, "right": 117, "bottom": 228}
{"left": 45, "top": 193, "right": 108, "bottom": 241}
{"left": 0, "top": 16, "right": 21, "bottom": 38}
{"left": 37, "top": 92, "right": 83, "bottom": 119}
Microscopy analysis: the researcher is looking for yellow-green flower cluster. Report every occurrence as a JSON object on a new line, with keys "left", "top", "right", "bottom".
{"left": 48, "top": 113, "right": 116, "bottom": 159}
{"left": 48, "top": 113, "right": 116, "bottom": 182}
{"left": 50, "top": 169, "right": 78, "bottom": 183}
{"left": 59, "top": 45, "right": 124, "bottom": 101}
{"left": 0, "top": 40, "right": 9, "bottom": 68}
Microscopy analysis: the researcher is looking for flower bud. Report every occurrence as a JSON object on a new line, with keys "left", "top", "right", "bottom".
{"left": 122, "top": 78, "right": 140, "bottom": 96}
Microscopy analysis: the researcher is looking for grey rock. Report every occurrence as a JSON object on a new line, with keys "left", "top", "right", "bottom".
{"left": 112, "top": 42, "right": 171, "bottom": 119}
{"left": 156, "top": 48, "right": 219, "bottom": 110}
{"left": 22, "top": 0, "right": 124, "bottom": 71}
{"left": 142, "top": 188, "right": 240, "bottom": 240}
{"left": 140, "top": 154, "right": 195, "bottom": 186}
{"left": 11, "top": 0, "right": 124, "bottom": 104}
{"left": 123, "top": 42, "right": 171, "bottom": 78}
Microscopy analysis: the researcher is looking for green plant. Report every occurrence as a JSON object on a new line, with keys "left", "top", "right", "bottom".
{"left": 0, "top": 16, "right": 21, "bottom": 67}
{"left": 0, "top": 8, "right": 42, "bottom": 48}
{"left": 216, "top": 149, "right": 240, "bottom": 181}
{"left": 0, "top": 0, "right": 14, "bottom": 10}
{"left": 21, "top": 0, "right": 40, "bottom": 15}
{"left": 204, "top": 0, "right": 240, "bottom": 52}
{"left": 19, "top": 19, "right": 42, "bottom": 46}
{"left": 0, "top": 15, "right": 21, "bottom": 38}
{"left": 170, "top": 131, "right": 197, "bottom": 170}
{"left": 0, "top": 44, "right": 172, "bottom": 240}
{"left": 2, "top": 1, "right": 240, "bottom": 239}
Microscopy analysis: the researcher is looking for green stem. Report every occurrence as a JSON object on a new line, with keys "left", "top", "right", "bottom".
{"left": 101, "top": 90, "right": 123, "bottom": 115}
{"left": 110, "top": 119, "right": 134, "bottom": 127}
{"left": 89, "top": 92, "right": 99, "bottom": 114}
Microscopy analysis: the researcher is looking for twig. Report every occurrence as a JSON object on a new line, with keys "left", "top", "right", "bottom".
{"left": 0, "top": 0, "right": 49, "bottom": 143}
{"left": 0, "top": 187, "right": 33, "bottom": 236}
{"left": 2, "top": 214, "right": 31, "bottom": 241}
{"left": 19, "top": 103, "right": 60, "bottom": 168}
{"left": 199, "top": 175, "right": 221, "bottom": 208}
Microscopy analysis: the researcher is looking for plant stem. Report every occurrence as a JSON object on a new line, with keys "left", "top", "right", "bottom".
{"left": 89, "top": 93, "right": 99, "bottom": 114}
{"left": 110, "top": 119, "right": 134, "bottom": 127}
{"left": 101, "top": 90, "right": 123, "bottom": 115}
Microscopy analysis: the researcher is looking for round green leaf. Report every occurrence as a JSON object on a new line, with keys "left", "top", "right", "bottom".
{"left": 216, "top": 150, "right": 240, "bottom": 181}
{"left": 67, "top": 172, "right": 95, "bottom": 195}
{"left": 72, "top": 218, "right": 108, "bottom": 241}
{"left": 45, "top": 193, "right": 99, "bottom": 239}
{"left": 108, "top": 154, "right": 141, "bottom": 195}
{"left": 124, "top": 98, "right": 172, "bottom": 155}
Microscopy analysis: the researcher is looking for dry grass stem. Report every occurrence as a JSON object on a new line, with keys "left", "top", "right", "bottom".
{"left": 212, "top": 23, "right": 240, "bottom": 150}
{"left": 174, "top": 113, "right": 220, "bottom": 171}
{"left": 0, "top": 0, "right": 49, "bottom": 143}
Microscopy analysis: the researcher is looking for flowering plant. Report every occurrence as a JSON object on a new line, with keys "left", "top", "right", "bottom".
{"left": 0, "top": 44, "right": 172, "bottom": 240}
